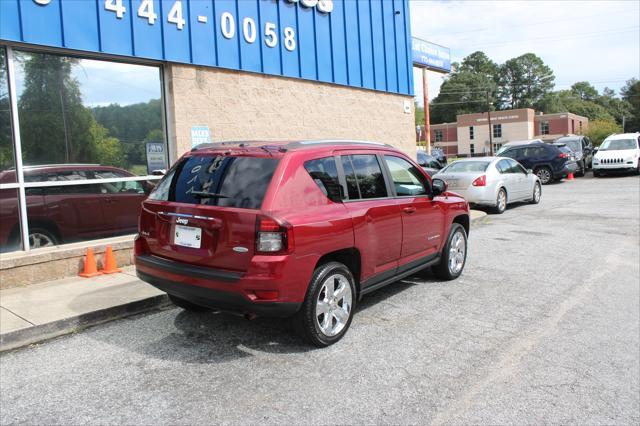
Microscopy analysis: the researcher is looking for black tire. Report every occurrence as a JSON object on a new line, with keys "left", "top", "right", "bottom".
{"left": 535, "top": 166, "right": 553, "bottom": 185}
{"left": 493, "top": 188, "right": 507, "bottom": 214}
{"left": 28, "top": 227, "right": 59, "bottom": 249}
{"left": 577, "top": 161, "right": 586, "bottom": 177}
{"left": 431, "top": 223, "right": 468, "bottom": 281}
{"left": 530, "top": 181, "right": 542, "bottom": 204}
{"left": 168, "top": 294, "right": 210, "bottom": 312}
{"left": 293, "top": 261, "right": 356, "bottom": 347}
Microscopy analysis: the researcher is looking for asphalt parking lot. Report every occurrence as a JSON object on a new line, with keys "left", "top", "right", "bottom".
{"left": 1, "top": 173, "right": 638, "bottom": 425}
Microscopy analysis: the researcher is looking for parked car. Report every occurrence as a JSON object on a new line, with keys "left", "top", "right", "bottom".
{"left": 496, "top": 139, "right": 576, "bottom": 184}
{"left": 434, "top": 157, "right": 541, "bottom": 214}
{"left": 553, "top": 135, "right": 594, "bottom": 176}
{"left": 430, "top": 147, "right": 447, "bottom": 166}
{"left": 417, "top": 150, "right": 444, "bottom": 177}
{"left": 135, "top": 140, "right": 471, "bottom": 347}
{"left": 592, "top": 133, "right": 640, "bottom": 176}
{"left": 0, "top": 164, "right": 152, "bottom": 251}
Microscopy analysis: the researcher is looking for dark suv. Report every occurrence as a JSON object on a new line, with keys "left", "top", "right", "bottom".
{"left": 497, "top": 140, "right": 574, "bottom": 184}
{"left": 553, "top": 135, "right": 594, "bottom": 176}
{"left": 0, "top": 165, "right": 151, "bottom": 251}
{"left": 135, "top": 140, "right": 470, "bottom": 346}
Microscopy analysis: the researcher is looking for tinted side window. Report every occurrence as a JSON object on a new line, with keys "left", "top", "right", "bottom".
{"left": 506, "top": 159, "right": 526, "bottom": 174}
{"left": 384, "top": 155, "right": 428, "bottom": 196}
{"left": 501, "top": 149, "right": 518, "bottom": 159}
{"left": 496, "top": 159, "right": 510, "bottom": 173}
{"left": 304, "top": 157, "right": 341, "bottom": 202}
{"left": 344, "top": 154, "right": 388, "bottom": 199}
{"left": 341, "top": 156, "right": 360, "bottom": 199}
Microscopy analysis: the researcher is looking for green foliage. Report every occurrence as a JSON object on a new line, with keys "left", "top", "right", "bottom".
{"left": 497, "top": 53, "right": 555, "bottom": 109}
{"left": 585, "top": 119, "right": 622, "bottom": 146}
{"left": 90, "top": 121, "right": 125, "bottom": 168}
{"left": 17, "top": 53, "right": 100, "bottom": 165}
{"left": 621, "top": 78, "right": 640, "bottom": 132}
{"left": 571, "top": 81, "right": 599, "bottom": 101}
{"left": 459, "top": 51, "right": 499, "bottom": 81}
{"left": 430, "top": 71, "right": 496, "bottom": 123}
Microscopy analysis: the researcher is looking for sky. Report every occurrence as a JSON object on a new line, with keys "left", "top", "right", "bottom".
{"left": 411, "top": 0, "right": 640, "bottom": 105}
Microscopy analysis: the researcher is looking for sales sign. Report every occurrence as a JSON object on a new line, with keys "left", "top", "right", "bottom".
{"left": 145, "top": 142, "right": 166, "bottom": 174}
{"left": 412, "top": 37, "right": 451, "bottom": 73}
{"left": 190, "top": 126, "right": 211, "bottom": 148}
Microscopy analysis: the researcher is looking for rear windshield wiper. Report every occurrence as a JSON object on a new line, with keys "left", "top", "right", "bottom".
{"left": 190, "top": 191, "right": 229, "bottom": 198}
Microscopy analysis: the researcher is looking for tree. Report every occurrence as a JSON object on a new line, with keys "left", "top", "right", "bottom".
{"left": 585, "top": 119, "right": 622, "bottom": 146}
{"left": 430, "top": 71, "right": 496, "bottom": 123}
{"left": 17, "top": 53, "right": 101, "bottom": 165}
{"left": 536, "top": 90, "right": 616, "bottom": 122}
{"left": 497, "top": 53, "right": 555, "bottom": 109}
{"left": 459, "top": 51, "right": 499, "bottom": 81}
{"left": 0, "top": 49, "right": 13, "bottom": 172}
{"left": 571, "top": 81, "right": 598, "bottom": 101}
{"left": 621, "top": 78, "right": 640, "bottom": 132}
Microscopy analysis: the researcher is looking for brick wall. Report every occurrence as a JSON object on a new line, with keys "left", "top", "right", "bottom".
{"left": 166, "top": 64, "right": 416, "bottom": 159}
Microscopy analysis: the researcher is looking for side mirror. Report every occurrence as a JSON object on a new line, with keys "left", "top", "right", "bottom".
{"left": 592, "top": 147, "right": 599, "bottom": 154}
{"left": 527, "top": 169, "right": 534, "bottom": 175}
{"left": 431, "top": 178, "right": 447, "bottom": 198}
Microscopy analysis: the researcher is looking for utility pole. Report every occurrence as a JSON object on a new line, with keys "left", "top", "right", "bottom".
{"left": 423, "top": 68, "right": 431, "bottom": 154}
{"left": 622, "top": 115, "right": 626, "bottom": 132}
{"left": 486, "top": 90, "right": 493, "bottom": 156}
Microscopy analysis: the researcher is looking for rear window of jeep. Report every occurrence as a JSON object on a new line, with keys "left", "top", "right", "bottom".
{"left": 149, "top": 155, "right": 279, "bottom": 209}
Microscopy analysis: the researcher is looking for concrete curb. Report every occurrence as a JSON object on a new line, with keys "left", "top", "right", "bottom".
{"left": 470, "top": 209, "right": 489, "bottom": 226}
{"left": 0, "top": 294, "right": 170, "bottom": 353}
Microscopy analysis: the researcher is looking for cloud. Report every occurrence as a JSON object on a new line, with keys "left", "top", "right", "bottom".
{"left": 410, "top": 0, "right": 640, "bottom": 103}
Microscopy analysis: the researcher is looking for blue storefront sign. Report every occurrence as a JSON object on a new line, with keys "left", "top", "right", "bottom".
{"left": 411, "top": 37, "right": 451, "bottom": 73}
{"left": 0, "top": 0, "right": 414, "bottom": 95}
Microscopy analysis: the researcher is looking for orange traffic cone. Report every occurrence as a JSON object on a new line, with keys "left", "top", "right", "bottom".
{"left": 101, "top": 245, "right": 122, "bottom": 274}
{"left": 79, "top": 248, "right": 102, "bottom": 278}
{"left": 567, "top": 172, "right": 574, "bottom": 180}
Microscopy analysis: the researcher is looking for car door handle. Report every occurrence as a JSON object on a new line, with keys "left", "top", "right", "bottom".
{"left": 403, "top": 206, "right": 417, "bottom": 214}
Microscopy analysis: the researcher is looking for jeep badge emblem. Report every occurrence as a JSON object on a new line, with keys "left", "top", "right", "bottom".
{"left": 176, "top": 217, "right": 189, "bottom": 225}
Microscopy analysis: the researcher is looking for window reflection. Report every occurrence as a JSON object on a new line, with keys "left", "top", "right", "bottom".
{"left": 14, "top": 51, "right": 166, "bottom": 177}
{"left": 0, "top": 47, "right": 15, "bottom": 181}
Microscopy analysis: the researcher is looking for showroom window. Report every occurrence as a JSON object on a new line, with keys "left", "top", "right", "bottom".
{"left": 0, "top": 46, "right": 167, "bottom": 253}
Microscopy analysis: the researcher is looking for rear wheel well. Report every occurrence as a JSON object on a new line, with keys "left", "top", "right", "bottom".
{"left": 453, "top": 214, "right": 470, "bottom": 237}
{"left": 10, "top": 219, "right": 61, "bottom": 243}
{"left": 315, "top": 248, "right": 361, "bottom": 289}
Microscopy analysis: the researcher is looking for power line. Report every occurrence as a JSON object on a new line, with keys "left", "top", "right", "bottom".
{"left": 466, "top": 27, "right": 639, "bottom": 49}
{"left": 423, "top": 8, "right": 639, "bottom": 38}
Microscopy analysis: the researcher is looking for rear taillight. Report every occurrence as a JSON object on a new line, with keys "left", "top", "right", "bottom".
{"left": 559, "top": 152, "right": 569, "bottom": 159}
{"left": 472, "top": 175, "right": 487, "bottom": 186}
{"left": 256, "top": 216, "right": 293, "bottom": 254}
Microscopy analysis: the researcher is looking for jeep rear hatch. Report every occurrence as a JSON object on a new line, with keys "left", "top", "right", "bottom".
{"left": 139, "top": 153, "right": 280, "bottom": 272}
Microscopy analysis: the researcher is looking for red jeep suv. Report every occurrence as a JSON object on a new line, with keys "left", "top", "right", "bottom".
{"left": 135, "top": 140, "right": 470, "bottom": 346}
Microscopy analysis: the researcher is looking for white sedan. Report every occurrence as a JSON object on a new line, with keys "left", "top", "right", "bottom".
{"left": 433, "top": 157, "right": 542, "bottom": 214}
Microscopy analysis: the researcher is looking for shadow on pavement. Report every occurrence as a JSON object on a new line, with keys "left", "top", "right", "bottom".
{"left": 87, "top": 270, "right": 441, "bottom": 363}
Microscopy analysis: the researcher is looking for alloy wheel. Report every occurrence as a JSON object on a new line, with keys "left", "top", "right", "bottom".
{"left": 536, "top": 168, "right": 551, "bottom": 184}
{"left": 533, "top": 183, "right": 541, "bottom": 202}
{"left": 448, "top": 230, "right": 466, "bottom": 275}
{"left": 315, "top": 273, "right": 353, "bottom": 337}
{"left": 29, "top": 232, "right": 55, "bottom": 249}
{"left": 497, "top": 190, "right": 507, "bottom": 212}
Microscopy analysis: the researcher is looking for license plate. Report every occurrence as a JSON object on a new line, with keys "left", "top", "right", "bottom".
{"left": 174, "top": 225, "right": 202, "bottom": 248}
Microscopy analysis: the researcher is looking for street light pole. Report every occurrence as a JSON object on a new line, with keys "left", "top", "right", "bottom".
{"left": 487, "top": 90, "right": 493, "bottom": 156}
{"left": 423, "top": 68, "right": 431, "bottom": 154}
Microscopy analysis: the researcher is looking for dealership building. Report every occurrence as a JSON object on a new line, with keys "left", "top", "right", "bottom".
{"left": 0, "top": 0, "right": 416, "bottom": 286}
{"left": 418, "top": 109, "right": 589, "bottom": 156}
